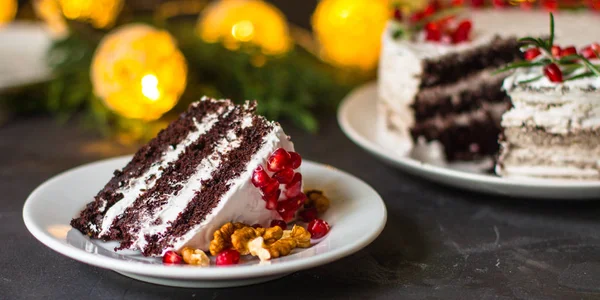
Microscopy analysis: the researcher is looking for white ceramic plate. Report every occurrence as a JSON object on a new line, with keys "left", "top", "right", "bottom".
{"left": 338, "top": 82, "right": 600, "bottom": 200}
{"left": 0, "top": 22, "right": 52, "bottom": 92}
{"left": 22, "top": 156, "right": 387, "bottom": 288}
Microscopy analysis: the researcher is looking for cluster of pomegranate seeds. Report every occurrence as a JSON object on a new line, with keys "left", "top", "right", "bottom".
{"left": 162, "top": 250, "right": 183, "bottom": 264}
{"left": 270, "top": 219, "right": 287, "bottom": 230}
{"left": 215, "top": 249, "right": 241, "bottom": 266}
{"left": 252, "top": 148, "right": 304, "bottom": 219}
{"left": 307, "top": 219, "right": 330, "bottom": 239}
{"left": 424, "top": 19, "right": 472, "bottom": 44}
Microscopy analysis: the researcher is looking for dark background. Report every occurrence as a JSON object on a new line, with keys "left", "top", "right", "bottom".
{"left": 4, "top": 1, "right": 600, "bottom": 299}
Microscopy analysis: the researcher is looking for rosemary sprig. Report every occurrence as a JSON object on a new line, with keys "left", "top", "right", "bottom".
{"left": 517, "top": 75, "right": 543, "bottom": 84}
{"left": 497, "top": 12, "right": 600, "bottom": 84}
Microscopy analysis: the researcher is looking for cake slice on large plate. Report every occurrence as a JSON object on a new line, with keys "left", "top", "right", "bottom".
{"left": 496, "top": 14, "right": 600, "bottom": 180}
{"left": 71, "top": 97, "right": 306, "bottom": 256}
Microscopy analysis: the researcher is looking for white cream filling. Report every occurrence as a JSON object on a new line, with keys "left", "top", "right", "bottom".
{"left": 132, "top": 127, "right": 244, "bottom": 250}
{"left": 165, "top": 125, "right": 295, "bottom": 254}
{"left": 96, "top": 105, "right": 232, "bottom": 236}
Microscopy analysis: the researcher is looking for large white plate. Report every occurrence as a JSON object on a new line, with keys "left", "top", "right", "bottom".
{"left": 0, "top": 22, "right": 52, "bottom": 92}
{"left": 22, "top": 156, "right": 387, "bottom": 288}
{"left": 338, "top": 82, "right": 600, "bottom": 200}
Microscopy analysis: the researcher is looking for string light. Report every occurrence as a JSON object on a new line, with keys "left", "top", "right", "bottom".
{"left": 91, "top": 24, "right": 188, "bottom": 120}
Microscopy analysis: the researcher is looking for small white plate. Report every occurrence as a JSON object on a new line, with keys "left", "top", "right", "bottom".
{"left": 22, "top": 156, "right": 387, "bottom": 288}
{"left": 338, "top": 82, "right": 600, "bottom": 200}
{"left": 0, "top": 22, "right": 52, "bottom": 92}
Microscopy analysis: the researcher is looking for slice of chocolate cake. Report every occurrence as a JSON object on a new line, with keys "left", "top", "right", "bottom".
{"left": 71, "top": 97, "right": 305, "bottom": 256}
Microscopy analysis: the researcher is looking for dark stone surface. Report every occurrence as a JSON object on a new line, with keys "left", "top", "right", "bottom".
{"left": 2, "top": 116, "right": 600, "bottom": 300}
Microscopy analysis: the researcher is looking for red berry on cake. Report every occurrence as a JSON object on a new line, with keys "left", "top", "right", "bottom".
{"left": 425, "top": 22, "right": 442, "bottom": 42}
{"left": 393, "top": 7, "right": 403, "bottom": 21}
{"left": 451, "top": 20, "right": 472, "bottom": 44}
{"left": 267, "top": 148, "right": 291, "bottom": 172}
{"left": 543, "top": 63, "right": 563, "bottom": 83}
{"left": 470, "top": 0, "right": 485, "bottom": 7}
{"left": 215, "top": 249, "right": 240, "bottom": 266}
{"left": 551, "top": 45, "right": 562, "bottom": 57}
{"left": 492, "top": 0, "right": 507, "bottom": 8}
{"left": 273, "top": 168, "right": 294, "bottom": 184}
{"left": 270, "top": 219, "right": 287, "bottom": 230}
{"left": 162, "top": 250, "right": 183, "bottom": 264}
{"left": 288, "top": 152, "right": 302, "bottom": 169}
{"left": 581, "top": 43, "right": 600, "bottom": 59}
{"left": 560, "top": 46, "right": 577, "bottom": 57}
{"left": 307, "top": 219, "right": 330, "bottom": 239}
{"left": 524, "top": 48, "right": 541, "bottom": 61}
{"left": 264, "top": 189, "right": 281, "bottom": 210}
{"left": 284, "top": 173, "right": 302, "bottom": 198}
{"left": 251, "top": 166, "right": 270, "bottom": 188}
{"left": 261, "top": 177, "right": 279, "bottom": 195}
{"left": 542, "top": 0, "right": 559, "bottom": 11}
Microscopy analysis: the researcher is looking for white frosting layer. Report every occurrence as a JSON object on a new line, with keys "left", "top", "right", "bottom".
{"left": 97, "top": 105, "right": 230, "bottom": 236}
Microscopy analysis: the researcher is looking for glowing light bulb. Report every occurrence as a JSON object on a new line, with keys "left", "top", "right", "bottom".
{"left": 231, "top": 20, "right": 255, "bottom": 42}
{"left": 141, "top": 74, "right": 160, "bottom": 101}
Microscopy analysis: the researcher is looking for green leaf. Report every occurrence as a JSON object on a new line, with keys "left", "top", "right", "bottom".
{"left": 565, "top": 71, "right": 595, "bottom": 82}
{"left": 578, "top": 54, "right": 600, "bottom": 77}
{"left": 549, "top": 13, "right": 555, "bottom": 50}
{"left": 494, "top": 61, "right": 547, "bottom": 74}
{"left": 518, "top": 75, "right": 543, "bottom": 84}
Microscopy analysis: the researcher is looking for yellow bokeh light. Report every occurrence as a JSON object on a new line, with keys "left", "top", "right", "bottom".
{"left": 91, "top": 24, "right": 188, "bottom": 120}
{"left": 312, "top": 0, "right": 390, "bottom": 71}
{"left": 197, "top": 0, "right": 292, "bottom": 55}
{"left": 141, "top": 74, "right": 160, "bottom": 101}
{"left": 0, "top": 0, "right": 17, "bottom": 26}
{"left": 33, "top": 0, "right": 122, "bottom": 32}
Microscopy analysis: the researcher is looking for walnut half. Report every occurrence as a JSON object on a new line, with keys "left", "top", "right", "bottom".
{"left": 246, "top": 225, "right": 312, "bottom": 261}
{"left": 181, "top": 247, "right": 210, "bottom": 267}
{"left": 209, "top": 222, "right": 248, "bottom": 256}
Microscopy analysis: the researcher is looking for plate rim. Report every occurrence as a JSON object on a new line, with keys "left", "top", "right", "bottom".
{"left": 337, "top": 82, "right": 600, "bottom": 191}
{"left": 22, "top": 156, "right": 387, "bottom": 280}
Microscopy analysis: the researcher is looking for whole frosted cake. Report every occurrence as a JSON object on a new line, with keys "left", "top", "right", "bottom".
{"left": 379, "top": 6, "right": 600, "bottom": 164}
{"left": 496, "top": 14, "right": 600, "bottom": 180}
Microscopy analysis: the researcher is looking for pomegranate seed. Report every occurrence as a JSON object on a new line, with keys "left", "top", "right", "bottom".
{"left": 288, "top": 152, "right": 302, "bottom": 169}
{"left": 393, "top": 7, "right": 402, "bottom": 21}
{"left": 492, "top": 0, "right": 507, "bottom": 8}
{"left": 551, "top": 45, "right": 562, "bottom": 57}
{"left": 299, "top": 207, "right": 318, "bottom": 222}
{"left": 276, "top": 193, "right": 307, "bottom": 222}
{"left": 307, "top": 219, "right": 330, "bottom": 239}
{"left": 251, "top": 223, "right": 262, "bottom": 228}
{"left": 425, "top": 22, "right": 442, "bottom": 42}
{"left": 542, "top": 0, "right": 558, "bottom": 11}
{"left": 410, "top": 11, "right": 425, "bottom": 23}
{"left": 581, "top": 43, "right": 600, "bottom": 59}
{"left": 520, "top": 1, "right": 534, "bottom": 9}
{"left": 272, "top": 168, "right": 294, "bottom": 184}
{"left": 215, "top": 249, "right": 240, "bottom": 266}
{"left": 264, "top": 189, "right": 281, "bottom": 210}
{"left": 470, "top": 0, "right": 485, "bottom": 7}
{"left": 423, "top": 1, "right": 440, "bottom": 17}
{"left": 261, "top": 178, "right": 279, "bottom": 195}
{"left": 270, "top": 219, "right": 287, "bottom": 230}
{"left": 561, "top": 46, "right": 577, "bottom": 57}
{"left": 251, "top": 166, "right": 270, "bottom": 188}
{"left": 284, "top": 173, "right": 302, "bottom": 198}
{"left": 452, "top": 20, "right": 472, "bottom": 44}
{"left": 267, "top": 148, "right": 291, "bottom": 172}
{"left": 544, "top": 63, "right": 563, "bottom": 83}
{"left": 162, "top": 250, "right": 183, "bottom": 264}
{"left": 451, "top": 0, "right": 464, "bottom": 6}
{"left": 524, "top": 48, "right": 541, "bottom": 61}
